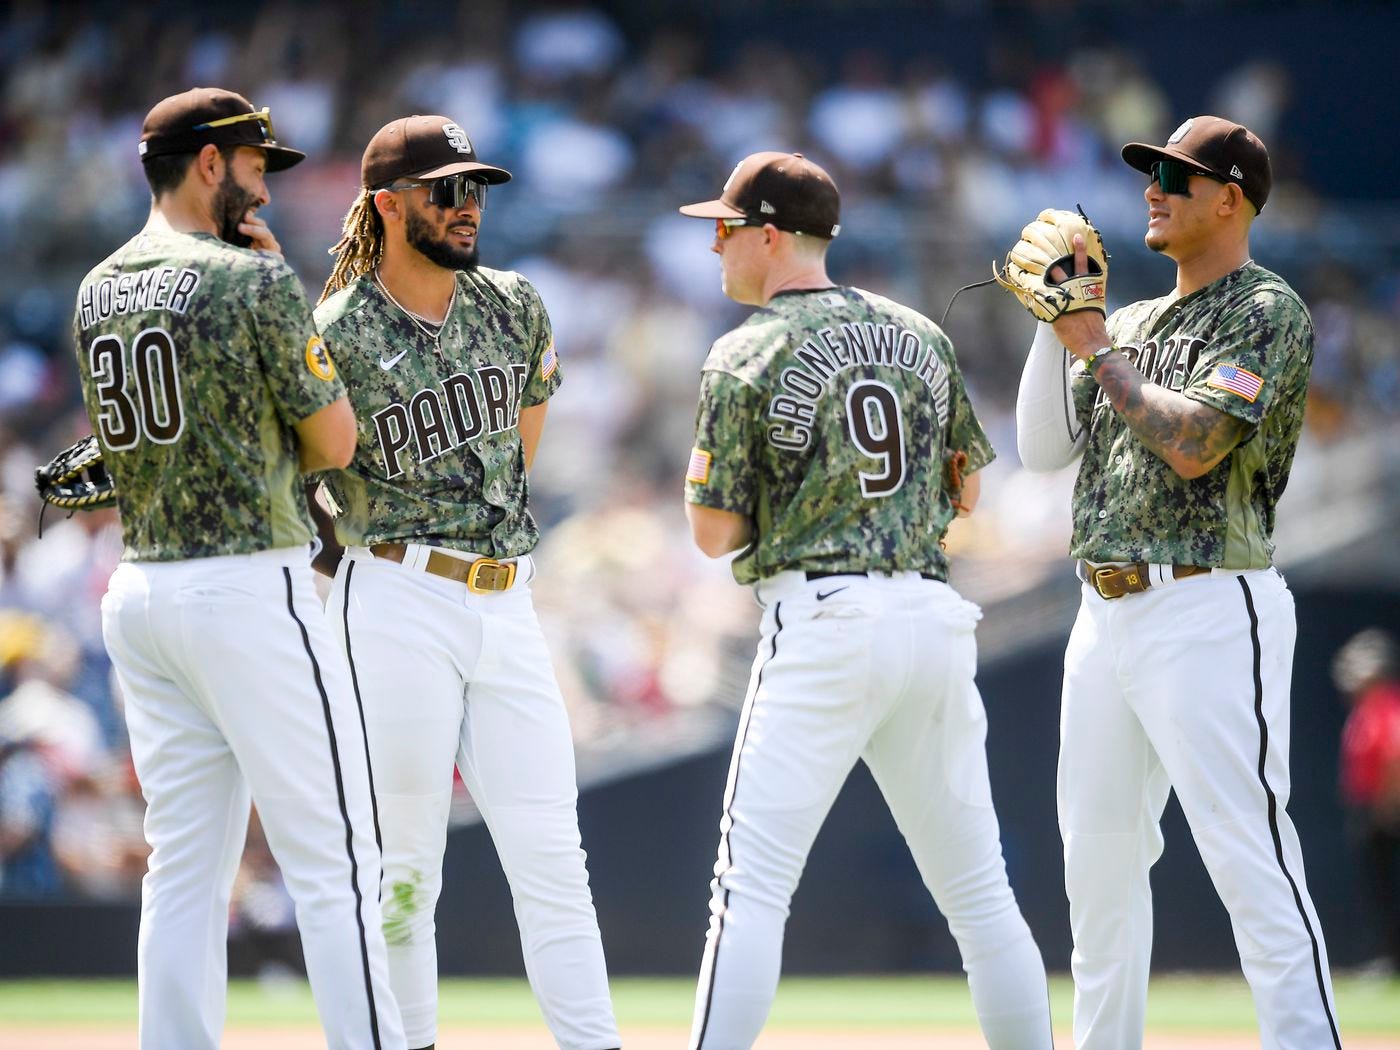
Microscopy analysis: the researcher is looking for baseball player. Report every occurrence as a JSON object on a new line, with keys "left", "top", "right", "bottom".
{"left": 1005, "top": 116, "right": 1341, "bottom": 1048}
{"left": 314, "top": 115, "right": 619, "bottom": 1050}
{"left": 678, "top": 152, "right": 1054, "bottom": 1050}
{"left": 73, "top": 88, "right": 404, "bottom": 1049}
{"left": 1334, "top": 629, "right": 1400, "bottom": 975}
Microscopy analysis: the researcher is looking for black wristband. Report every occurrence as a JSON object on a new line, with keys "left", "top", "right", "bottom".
{"left": 1085, "top": 345, "right": 1117, "bottom": 373}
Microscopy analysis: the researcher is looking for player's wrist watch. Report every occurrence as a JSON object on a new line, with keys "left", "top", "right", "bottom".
{"left": 1084, "top": 345, "right": 1117, "bottom": 373}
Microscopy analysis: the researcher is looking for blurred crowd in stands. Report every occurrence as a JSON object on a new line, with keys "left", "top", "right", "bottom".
{"left": 1, "top": 1, "right": 1397, "bottom": 905}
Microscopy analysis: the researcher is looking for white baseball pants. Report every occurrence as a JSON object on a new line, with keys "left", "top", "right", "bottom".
{"left": 327, "top": 547, "right": 618, "bottom": 1050}
{"left": 101, "top": 548, "right": 404, "bottom": 1050}
{"left": 689, "top": 571, "right": 1053, "bottom": 1050}
{"left": 1059, "top": 566, "right": 1341, "bottom": 1049}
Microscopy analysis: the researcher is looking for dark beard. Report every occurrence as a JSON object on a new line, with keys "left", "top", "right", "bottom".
{"left": 214, "top": 166, "right": 260, "bottom": 248}
{"left": 406, "top": 208, "right": 479, "bottom": 271}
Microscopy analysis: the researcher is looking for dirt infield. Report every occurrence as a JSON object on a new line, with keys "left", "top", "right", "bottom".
{"left": 4, "top": 1028, "right": 1395, "bottom": 1049}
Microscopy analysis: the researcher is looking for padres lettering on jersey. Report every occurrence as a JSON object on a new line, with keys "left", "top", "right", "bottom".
{"left": 371, "top": 363, "right": 531, "bottom": 479}
{"left": 313, "top": 267, "right": 560, "bottom": 558}
{"left": 1069, "top": 262, "right": 1313, "bottom": 568}
{"left": 73, "top": 230, "right": 344, "bottom": 561}
{"left": 686, "top": 286, "right": 992, "bottom": 585}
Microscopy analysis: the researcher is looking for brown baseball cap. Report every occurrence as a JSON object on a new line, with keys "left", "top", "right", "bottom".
{"left": 139, "top": 87, "right": 305, "bottom": 171}
{"left": 361, "top": 115, "right": 512, "bottom": 189}
{"left": 679, "top": 151, "right": 841, "bottom": 238}
{"left": 1122, "top": 115, "right": 1271, "bottom": 212}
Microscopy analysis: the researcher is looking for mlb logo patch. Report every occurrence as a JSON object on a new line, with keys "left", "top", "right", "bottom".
{"left": 1206, "top": 363, "right": 1263, "bottom": 403}
{"left": 686, "top": 447, "right": 712, "bottom": 485}
{"left": 540, "top": 342, "right": 558, "bottom": 380}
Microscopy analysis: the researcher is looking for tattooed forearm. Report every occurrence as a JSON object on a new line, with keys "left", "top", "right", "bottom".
{"left": 1091, "top": 352, "right": 1251, "bottom": 479}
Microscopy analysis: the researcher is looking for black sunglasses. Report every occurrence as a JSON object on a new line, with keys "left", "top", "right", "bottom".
{"left": 382, "top": 172, "right": 489, "bottom": 211}
{"left": 1150, "top": 159, "right": 1227, "bottom": 196}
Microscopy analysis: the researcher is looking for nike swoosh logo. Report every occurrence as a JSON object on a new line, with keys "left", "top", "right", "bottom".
{"left": 379, "top": 349, "right": 410, "bottom": 370}
{"left": 815, "top": 586, "right": 849, "bottom": 601}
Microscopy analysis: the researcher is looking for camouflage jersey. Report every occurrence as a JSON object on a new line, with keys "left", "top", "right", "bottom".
{"left": 685, "top": 286, "right": 994, "bottom": 586}
{"left": 313, "top": 267, "right": 560, "bottom": 558}
{"left": 1070, "top": 261, "right": 1313, "bottom": 569}
{"left": 72, "top": 229, "right": 346, "bottom": 561}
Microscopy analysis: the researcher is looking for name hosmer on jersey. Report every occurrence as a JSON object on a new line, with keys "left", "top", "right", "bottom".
{"left": 768, "top": 318, "right": 952, "bottom": 450}
{"left": 373, "top": 362, "right": 529, "bottom": 478}
{"left": 77, "top": 264, "right": 202, "bottom": 331}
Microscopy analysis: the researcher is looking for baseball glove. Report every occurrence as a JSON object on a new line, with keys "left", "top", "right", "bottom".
{"left": 943, "top": 448, "right": 970, "bottom": 515}
{"left": 34, "top": 435, "right": 117, "bottom": 511}
{"left": 994, "top": 206, "right": 1108, "bottom": 322}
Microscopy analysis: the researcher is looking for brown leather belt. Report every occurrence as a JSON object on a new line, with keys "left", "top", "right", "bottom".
{"left": 370, "top": 542, "right": 518, "bottom": 594}
{"left": 1083, "top": 561, "right": 1210, "bottom": 600}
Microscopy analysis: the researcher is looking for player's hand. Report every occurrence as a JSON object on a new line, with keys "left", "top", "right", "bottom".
{"left": 1048, "top": 234, "right": 1090, "bottom": 286}
{"left": 994, "top": 207, "right": 1108, "bottom": 354}
{"left": 239, "top": 211, "right": 283, "bottom": 257}
{"left": 1047, "top": 233, "right": 1109, "bottom": 360}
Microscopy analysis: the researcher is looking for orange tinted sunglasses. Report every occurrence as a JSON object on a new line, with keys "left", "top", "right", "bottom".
{"left": 715, "top": 218, "right": 753, "bottom": 240}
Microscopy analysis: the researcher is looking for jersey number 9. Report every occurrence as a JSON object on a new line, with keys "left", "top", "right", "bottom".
{"left": 845, "top": 380, "right": 906, "bottom": 497}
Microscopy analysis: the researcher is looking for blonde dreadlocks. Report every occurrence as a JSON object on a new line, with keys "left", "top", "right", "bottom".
{"left": 320, "top": 189, "right": 385, "bottom": 303}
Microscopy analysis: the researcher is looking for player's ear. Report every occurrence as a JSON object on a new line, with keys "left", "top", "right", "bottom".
{"left": 193, "top": 143, "right": 224, "bottom": 189}
{"left": 372, "top": 188, "right": 401, "bottom": 223}
{"left": 1218, "top": 181, "right": 1248, "bottom": 219}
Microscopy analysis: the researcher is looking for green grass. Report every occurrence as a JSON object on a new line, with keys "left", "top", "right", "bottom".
{"left": 0, "top": 974, "right": 1396, "bottom": 1033}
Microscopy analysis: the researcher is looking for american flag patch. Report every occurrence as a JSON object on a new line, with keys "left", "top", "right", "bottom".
{"left": 540, "top": 342, "right": 558, "bottom": 381}
{"left": 1206, "top": 364, "right": 1263, "bottom": 403}
{"left": 686, "top": 447, "right": 712, "bottom": 485}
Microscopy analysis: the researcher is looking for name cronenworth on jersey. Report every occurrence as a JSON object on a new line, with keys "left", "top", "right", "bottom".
{"left": 765, "top": 319, "right": 952, "bottom": 449}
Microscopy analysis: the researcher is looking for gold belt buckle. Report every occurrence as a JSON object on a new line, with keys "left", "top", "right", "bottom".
{"left": 1089, "top": 565, "right": 1135, "bottom": 600}
{"left": 466, "top": 557, "right": 517, "bottom": 594}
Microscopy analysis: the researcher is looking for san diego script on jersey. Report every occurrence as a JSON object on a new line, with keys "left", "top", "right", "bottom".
{"left": 686, "top": 286, "right": 993, "bottom": 585}
{"left": 313, "top": 266, "right": 560, "bottom": 557}
{"left": 73, "top": 229, "right": 345, "bottom": 561}
{"left": 1069, "top": 261, "right": 1313, "bottom": 569}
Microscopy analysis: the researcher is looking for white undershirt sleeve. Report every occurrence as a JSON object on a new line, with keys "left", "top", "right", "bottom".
{"left": 1015, "top": 321, "right": 1088, "bottom": 472}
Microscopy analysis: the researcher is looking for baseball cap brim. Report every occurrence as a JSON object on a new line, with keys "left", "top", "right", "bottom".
{"left": 411, "top": 159, "right": 513, "bottom": 184}
{"left": 1122, "top": 142, "right": 1227, "bottom": 181}
{"left": 263, "top": 144, "right": 307, "bottom": 172}
{"left": 678, "top": 197, "right": 747, "bottom": 220}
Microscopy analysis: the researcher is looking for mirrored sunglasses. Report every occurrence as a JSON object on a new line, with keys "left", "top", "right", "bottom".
{"left": 385, "top": 173, "right": 489, "bottom": 211}
{"left": 715, "top": 218, "right": 752, "bottom": 240}
{"left": 1150, "top": 159, "right": 1226, "bottom": 195}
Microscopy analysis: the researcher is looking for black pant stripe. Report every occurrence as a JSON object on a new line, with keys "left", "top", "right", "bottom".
{"left": 283, "top": 568, "right": 383, "bottom": 1050}
{"left": 341, "top": 562, "right": 385, "bottom": 873}
{"left": 694, "top": 601, "right": 783, "bottom": 1049}
{"left": 1238, "top": 576, "right": 1341, "bottom": 1049}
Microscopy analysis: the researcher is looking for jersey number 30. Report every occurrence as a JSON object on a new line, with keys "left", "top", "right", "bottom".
{"left": 845, "top": 380, "right": 906, "bottom": 497}
{"left": 89, "top": 329, "right": 185, "bottom": 449}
